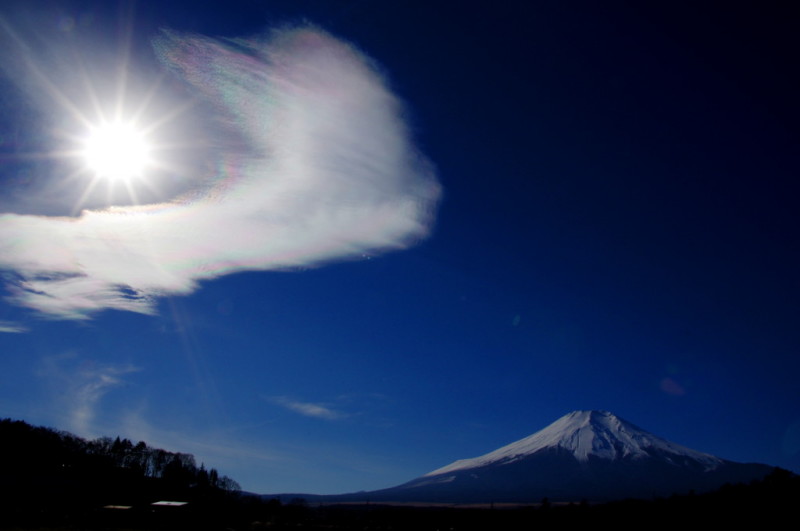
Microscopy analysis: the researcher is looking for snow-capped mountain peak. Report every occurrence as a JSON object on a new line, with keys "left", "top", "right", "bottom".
{"left": 425, "top": 410, "right": 722, "bottom": 477}
{"left": 312, "top": 410, "right": 774, "bottom": 503}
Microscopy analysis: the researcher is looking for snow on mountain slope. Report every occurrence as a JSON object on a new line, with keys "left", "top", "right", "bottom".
{"left": 284, "top": 410, "right": 776, "bottom": 503}
{"left": 425, "top": 410, "right": 723, "bottom": 477}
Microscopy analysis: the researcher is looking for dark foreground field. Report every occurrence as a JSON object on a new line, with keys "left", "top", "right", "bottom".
{"left": 2, "top": 419, "right": 796, "bottom": 530}
{"left": 2, "top": 468, "right": 798, "bottom": 530}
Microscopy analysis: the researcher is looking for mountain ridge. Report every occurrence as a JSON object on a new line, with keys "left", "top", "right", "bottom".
{"left": 289, "top": 410, "right": 776, "bottom": 503}
{"left": 425, "top": 410, "right": 723, "bottom": 476}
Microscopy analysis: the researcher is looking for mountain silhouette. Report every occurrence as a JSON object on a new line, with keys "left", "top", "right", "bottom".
{"left": 314, "top": 410, "right": 775, "bottom": 503}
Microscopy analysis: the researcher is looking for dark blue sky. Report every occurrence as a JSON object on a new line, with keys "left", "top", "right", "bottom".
{"left": 1, "top": 1, "right": 798, "bottom": 494}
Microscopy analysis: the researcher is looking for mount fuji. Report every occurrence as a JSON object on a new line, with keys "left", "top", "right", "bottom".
{"left": 318, "top": 410, "right": 775, "bottom": 503}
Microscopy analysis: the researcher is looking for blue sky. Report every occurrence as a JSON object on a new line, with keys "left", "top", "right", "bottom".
{"left": 1, "top": 1, "right": 798, "bottom": 494}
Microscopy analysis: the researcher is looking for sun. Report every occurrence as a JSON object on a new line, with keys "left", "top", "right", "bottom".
{"left": 82, "top": 121, "right": 153, "bottom": 182}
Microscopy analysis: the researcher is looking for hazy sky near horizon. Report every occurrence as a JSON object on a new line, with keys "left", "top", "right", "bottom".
{"left": 1, "top": 1, "right": 798, "bottom": 494}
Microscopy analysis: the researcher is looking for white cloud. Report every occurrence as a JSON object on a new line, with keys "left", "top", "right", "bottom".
{"left": 270, "top": 396, "right": 344, "bottom": 420}
{"left": 38, "top": 352, "right": 140, "bottom": 436}
{"left": 0, "top": 27, "right": 440, "bottom": 321}
{"left": 0, "top": 320, "right": 28, "bottom": 333}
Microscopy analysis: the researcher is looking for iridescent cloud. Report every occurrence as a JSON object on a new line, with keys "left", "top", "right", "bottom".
{"left": 0, "top": 27, "right": 440, "bottom": 321}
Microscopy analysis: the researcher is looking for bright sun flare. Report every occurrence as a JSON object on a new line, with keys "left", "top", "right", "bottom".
{"left": 82, "top": 121, "right": 152, "bottom": 181}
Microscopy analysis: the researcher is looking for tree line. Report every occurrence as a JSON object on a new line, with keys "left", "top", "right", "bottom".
{"left": 0, "top": 417, "right": 240, "bottom": 492}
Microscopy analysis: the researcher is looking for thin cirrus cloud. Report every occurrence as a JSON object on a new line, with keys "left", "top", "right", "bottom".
{"left": 0, "top": 320, "right": 28, "bottom": 333}
{"left": 270, "top": 396, "right": 344, "bottom": 421}
{"left": 38, "top": 352, "right": 140, "bottom": 436}
{"left": 0, "top": 27, "right": 440, "bottom": 322}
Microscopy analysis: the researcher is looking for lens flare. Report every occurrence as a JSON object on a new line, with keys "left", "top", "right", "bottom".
{"left": 82, "top": 121, "right": 152, "bottom": 181}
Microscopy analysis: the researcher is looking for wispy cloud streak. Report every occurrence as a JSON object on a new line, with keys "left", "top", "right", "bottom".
{"left": 0, "top": 27, "right": 440, "bottom": 321}
{"left": 270, "top": 396, "right": 344, "bottom": 420}
{"left": 0, "top": 320, "right": 28, "bottom": 333}
{"left": 39, "top": 352, "right": 140, "bottom": 436}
